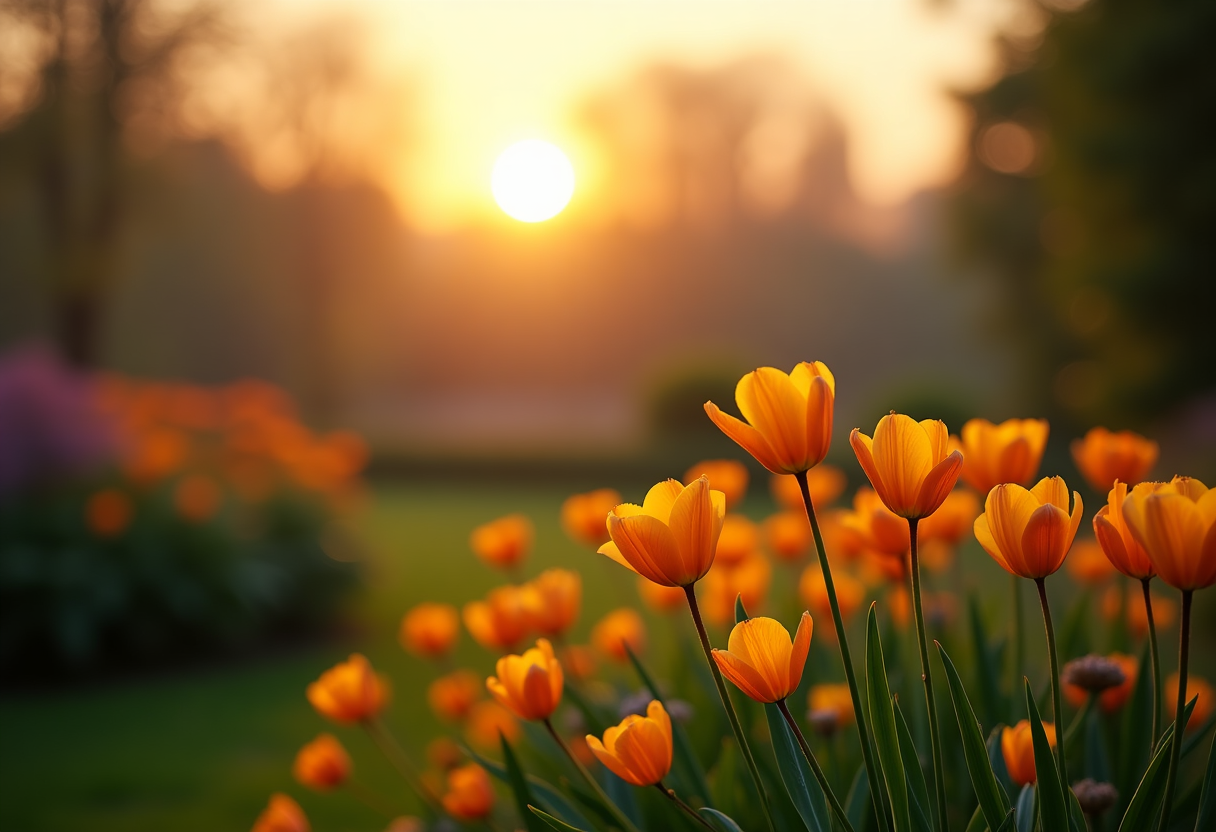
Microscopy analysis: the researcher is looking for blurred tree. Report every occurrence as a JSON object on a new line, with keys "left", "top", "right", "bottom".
{"left": 952, "top": 0, "right": 1216, "bottom": 429}
{"left": 0, "top": 0, "right": 227, "bottom": 368}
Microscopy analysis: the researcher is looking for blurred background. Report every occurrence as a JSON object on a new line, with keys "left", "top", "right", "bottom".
{"left": 0, "top": 0, "right": 1213, "bottom": 829}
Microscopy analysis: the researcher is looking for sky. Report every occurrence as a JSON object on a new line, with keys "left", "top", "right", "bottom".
{"left": 266, "top": 0, "right": 1028, "bottom": 233}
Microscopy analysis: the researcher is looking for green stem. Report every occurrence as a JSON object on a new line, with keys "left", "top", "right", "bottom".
{"left": 1010, "top": 573, "right": 1025, "bottom": 718}
{"left": 1034, "top": 578, "right": 1067, "bottom": 790}
{"left": 654, "top": 783, "right": 718, "bottom": 831}
{"left": 543, "top": 719, "right": 643, "bottom": 832}
{"left": 909, "top": 518, "right": 948, "bottom": 832}
{"left": 684, "top": 585, "right": 777, "bottom": 832}
{"left": 364, "top": 717, "right": 442, "bottom": 817}
{"left": 1142, "top": 577, "right": 1162, "bottom": 751}
{"left": 1063, "top": 694, "right": 1095, "bottom": 752}
{"left": 1157, "top": 589, "right": 1192, "bottom": 832}
{"left": 796, "top": 471, "right": 892, "bottom": 832}
{"left": 777, "top": 698, "right": 858, "bottom": 832}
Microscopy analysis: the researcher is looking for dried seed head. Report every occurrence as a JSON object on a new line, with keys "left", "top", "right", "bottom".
{"left": 1063, "top": 654, "right": 1127, "bottom": 694}
{"left": 1072, "top": 779, "right": 1118, "bottom": 816}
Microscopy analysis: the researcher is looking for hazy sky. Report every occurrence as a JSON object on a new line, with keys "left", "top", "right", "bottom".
{"left": 272, "top": 0, "right": 1025, "bottom": 232}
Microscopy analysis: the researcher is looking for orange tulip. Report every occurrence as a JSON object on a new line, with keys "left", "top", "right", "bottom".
{"left": 441, "top": 763, "right": 495, "bottom": 820}
{"left": 399, "top": 603, "right": 460, "bottom": 659}
{"left": 1122, "top": 477, "right": 1216, "bottom": 591}
{"left": 1072, "top": 427, "right": 1158, "bottom": 494}
{"left": 1064, "top": 653, "right": 1138, "bottom": 713}
{"left": 1093, "top": 482, "right": 1155, "bottom": 580}
{"left": 522, "top": 569, "right": 582, "bottom": 637}
{"left": 974, "top": 477, "right": 1084, "bottom": 579}
{"left": 470, "top": 514, "right": 533, "bottom": 570}
{"left": 598, "top": 477, "right": 725, "bottom": 588}
{"left": 463, "top": 585, "right": 531, "bottom": 652}
{"left": 771, "top": 465, "right": 847, "bottom": 511}
{"left": 958, "top": 418, "right": 1049, "bottom": 495}
{"left": 918, "top": 489, "right": 980, "bottom": 546}
{"left": 560, "top": 644, "right": 598, "bottom": 681}
{"left": 715, "top": 513, "right": 760, "bottom": 567}
{"left": 561, "top": 488, "right": 621, "bottom": 548}
{"left": 1167, "top": 673, "right": 1213, "bottom": 731}
{"left": 428, "top": 670, "right": 483, "bottom": 722}
{"left": 591, "top": 608, "right": 647, "bottom": 662}
{"left": 799, "top": 567, "right": 864, "bottom": 636}
{"left": 174, "top": 474, "right": 222, "bottom": 523}
{"left": 637, "top": 577, "right": 687, "bottom": 612}
{"left": 585, "top": 700, "right": 673, "bottom": 787}
{"left": 1001, "top": 720, "right": 1056, "bottom": 787}
{"left": 306, "top": 654, "right": 390, "bottom": 723}
{"left": 808, "top": 683, "right": 855, "bottom": 729}
{"left": 293, "top": 734, "right": 351, "bottom": 791}
{"left": 427, "top": 737, "right": 465, "bottom": 770}
{"left": 685, "top": 459, "right": 750, "bottom": 509}
{"left": 464, "top": 701, "right": 520, "bottom": 749}
{"left": 818, "top": 507, "right": 867, "bottom": 562}
{"left": 843, "top": 488, "right": 911, "bottom": 558}
{"left": 886, "top": 585, "right": 912, "bottom": 629}
{"left": 712, "top": 612, "right": 813, "bottom": 703}
{"left": 764, "top": 510, "right": 812, "bottom": 562}
{"left": 486, "top": 638, "right": 563, "bottom": 721}
{"left": 85, "top": 488, "right": 133, "bottom": 537}
{"left": 850, "top": 415, "right": 963, "bottom": 519}
{"left": 1065, "top": 539, "right": 1117, "bottom": 586}
{"left": 252, "top": 793, "right": 310, "bottom": 832}
{"left": 705, "top": 362, "right": 835, "bottom": 475}
{"left": 1101, "top": 584, "right": 1177, "bottom": 639}
{"left": 702, "top": 551, "right": 773, "bottom": 626}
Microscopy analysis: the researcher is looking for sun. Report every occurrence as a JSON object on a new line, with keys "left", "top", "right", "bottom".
{"left": 491, "top": 140, "right": 575, "bottom": 223}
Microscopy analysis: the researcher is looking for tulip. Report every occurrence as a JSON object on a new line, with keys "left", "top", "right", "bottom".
{"left": 1166, "top": 673, "right": 1213, "bottom": 732}
{"left": 917, "top": 488, "right": 980, "bottom": 547}
{"left": 974, "top": 477, "right": 1084, "bottom": 580}
{"left": 685, "top": 459, "right": 750, "bottom": 509}
{"left": 485, "top": 638, "right": 563, "bottom": 721}
{"left": 561, "top": 488, "right": 621, "bottom": 548}
{"left": 712, "top": 613, "right": 813, "bottom": 704}
{"left": 307, "top": 654, "right": 390, "bottom": 723}
{"left": 252, "top": 793, "right": 310, "bottom": 832}
{"left": 85, "top": 489, "right": 133, "bottom": 538}
{"left": 399, "top": 603, "right": 460, "bottom": 659}
{"left": 702, "top": 550, "right": 773, "bottom": 626}
{"left": 771, "top": 465, "right": 847, "bottom": 511}
{"left": 598, "top": 477, "right": 725, "bottom": 588}
{"left": 842, "top": 487, "right": 910, "bottom": 562}
{"left": 463, "top": 585, "right": 531, "bottom": 652}
{"left": 807, "top": 683, "right": 855, "bottom": 735}
{"left": 850, "top": 415, "right": 963, "bottom": 520}
{"left": 1121, "top": 476, "right": 1216, "bottom": 592}
{"left": 464, "top": 701, "right": 520, "bottom": 750}
{"left": 1071, "top": 427, "right": 1158, "bottom": 494}
{"left": 1001, "top": 720, "right": 1056, "bottom": 787}
{"left": 427, "top": 670, "right": 482, "bottom": 722}
{"left": 470, "top": 513, "right": 533, "bottom": 570}
{"left": 636, "top": 577, "right": 687, "bottom": 612}
{"left": 293, "top": 734, "right": 351, "bottom": 791}
{"left": 715, "top": 513, "right": 760, "bottom": 567}
{"left": 705, "top": 362, "right": 835, "bottom": 475}
{"left": 958, "top": 418, "right": 1049, "bottom": 495}
{"left": 586, "top": 700, "right": 673, "bottom": 787}
{"left": 1093, "top": 482, "right": 1156, "bottom": 581}
{"left": 441, "top": 763, "right": 495, "bottom": 820}
{"left": 1065, "top": 539, "right": 1117, "bottom": 586}
{"left": 1064, "top": 653, "right": 1137, "bottom": 714}
{"left": 764, "top": 510, "right": 812, "bottom": 562}
{"left": 591, "top": 608, "right": 647, "bottom": 662}
{"left": 522, "top": 569, "right": 582, "bottom": 637}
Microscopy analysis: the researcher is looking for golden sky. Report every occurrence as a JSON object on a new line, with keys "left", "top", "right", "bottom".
{"left": 270, "top": 0, "right": 1024, "bottom": 232}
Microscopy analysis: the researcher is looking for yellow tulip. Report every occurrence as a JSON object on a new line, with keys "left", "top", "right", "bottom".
{"left": 1093, "top": 481, "right": 1156, "bottom": 580}
{"left": 585, "top": 700, "right": 674, "bottom": 787}
{"left": 974, "top": 477, "right": 1084, "bottom": 579}
{"left": 850, "top": 414, "right": 963, "bottom": 519}
{"left": 1122, "top": 476, "right": 1216, "bottom": 591}
{"left": 1071, "top": 427, "right": 1158, "bottom": 494}
{"left": 306, "top": 654, "right": 390, "bottom": 724}
{"left": 293, "top": 734, "right": 351, "bottom": 791}
{"left": 958, "top": 418, "right": 1049, "bottom": 495}
{"left": 712, "top": 613, "right": 813, "bottom": 703}
{"left": 485, "top": 638, "right": 564, "bottom": 721}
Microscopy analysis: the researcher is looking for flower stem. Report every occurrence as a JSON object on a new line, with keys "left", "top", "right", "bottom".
{"left": 1009, "top": 573, "right": 1025, "bottom": 718}
{"left": 654, "top": 783, "right": 718, "bottom": 832}
{"left": 796, "top": 471, "right": 892, "bottom": 832}
{"left": 364, "top": 717, "right": 442, "bottom": 817}
{"left": 1141, "top": 577, "right": 1162, "bottom": 751}
{"left": 777, "top": 698, "right": 858, "bottom": 832}
{"left": 543, "top": 719, "right": 642, "bottom": 832}
{"left": 1158, "top": 589, "right": 1192, "bottom": 832}
{"left": 909, "top": 518, "right": 948, "bottom": 832}
{"left": 684, "top": 585, "right": 777, "bottom": 832}
{"left": 1034, "top": 578, "right": 1067, "bottom": 790}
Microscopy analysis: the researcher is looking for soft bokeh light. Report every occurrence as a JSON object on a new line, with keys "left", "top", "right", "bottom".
{"left": 491, "top": 140, "right": 575, "bottom": 222}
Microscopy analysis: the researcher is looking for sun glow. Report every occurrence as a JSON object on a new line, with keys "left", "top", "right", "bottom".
{"left": 491, "top": 140, "right": 576, "bottom": 223}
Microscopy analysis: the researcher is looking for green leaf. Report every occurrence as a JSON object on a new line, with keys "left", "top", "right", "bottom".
{"left": 937, "top": 641, "right": 1011, "bottom": 831}
{"left": 502, "top": 733, "right": 554, "bottom": 832}
{"left": 1116, "top": 641, "right": 1153, "bottom": 810}
{"left": 1118, "top": 727, "right": 1174, "bottom": 832}
{"left": 529, "top": 804, "right": 594, "bottom": 832}
{"left": 1196, "top": 734, "right": 1216, "bottom": 832}
{"left": 964, "top": 805, "right": 985, "bottom": 832}
{"left": 1067, "top": 788, "right": 1086, "bottom": 832}
{"left": 1059, "top": 591, "right": 1090, "bottom": 665}
{"left": 623, "top": 642, "right": 712, "bottom": 804}
{"left": 1013, "top": 783, "right": 1034, "bottom": 832}
{"left": 736, "top": 594, "right": 750, "bottom": 624}
{"left": 994, "top": 809, "right": 1016, "bottom": 832}
{"left": 701, "top": 807, "right": 747, "bottom": 832}
{"left": 968, "top": 595, "right": 1006, "bottom": 727}
{"left": 464, "top": 744, "right": 594, "bottom": 828}
{"left": 1024, "top": 679, "right": 1066, "bottom": 832}
{"left": 893, "top": 699, "right": 933, "bottom": 832}
{"left": 867, "top": 605, "right": 910, "bottom": 832}
{"left": 710, "top": 737, "right": 742, "bottom": 818}
{"left": 845, "top": 764, "right": 873, "bottom": 832}
{"left": 564, "top": 678, "right": 611, "bottom": 735}
{"left": 763, "top": 703, "right": 830, "bottom": 832}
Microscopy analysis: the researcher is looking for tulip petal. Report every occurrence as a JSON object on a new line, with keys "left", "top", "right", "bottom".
{"left": 974, "top": 513, "right": 1015, "bottom": 575}
{"left": 667, "top": 477, "right": 721, "bottom": 585}
{"left": 803, "top": 375, "right": 834, "bottom": 467}
{"left": 872, "top": 414, "right": 932, "bottom": 514}
{"left": 585, "top": 734, "right": 637, "bottom": 784}
{"left": 712, "top": 648, "right": 776, "bottom": 702}
{"left": 919, "top": 419, "right": 951, "bottom": 463}
{"left": 851, "top": 429, "right": 885, "bottom": 496}
{"left": 727, "top": 617, "right": 794, "bottom": 698}
{"left": 1093, "top": 508, "right": 1136, "bottom": 578}
{"left": 705, "top": 402, "right": 786, "bottom": 473}
{"left": 1020, "top": 503, "right": 1072, "bottom": 578}
{"left": 642, "top": 479, "right": 685, "bottom": 523}
{"left": 736, "top": 368, "right": 808, "bottom": 471}
{"left": 914, "top": 450, "right": 964, "bottom": 518}
{"left": 1031, "top": 476, "right": 1071, "bottom": 513}
{"left": 521, "top": 664, "right": 554, "bottom": 720}
{"left": 789, "top": 361, "right": 836, "bottom": 397}
{"left": 787, "top": 611, "right": 813, "bottom": 693}
{"left": 986, "top": 484, "right": 1039, "bottom": 577}
{"left": 607, "top": 513, "right": 682, "bottom": 586}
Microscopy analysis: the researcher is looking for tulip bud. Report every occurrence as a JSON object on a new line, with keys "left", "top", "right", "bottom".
{"left": 586, "top": 700, "right": 674, "bottom": 787}
{"left": 293, "top": 734, "right": 351, "bottom": 791}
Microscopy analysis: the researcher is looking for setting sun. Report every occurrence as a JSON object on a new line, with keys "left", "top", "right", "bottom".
{"left": 491, "top": 140, "right": 575, "bottom": 223}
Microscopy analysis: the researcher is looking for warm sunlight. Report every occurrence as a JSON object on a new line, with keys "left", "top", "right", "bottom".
{"left": 491, "top": 140, "right": 576, "bottom": 223}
